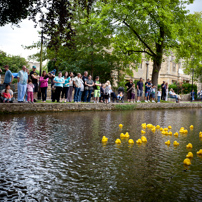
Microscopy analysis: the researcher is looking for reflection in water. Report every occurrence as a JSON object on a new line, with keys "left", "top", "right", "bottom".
{"left": 0, "top": 109, "right": 202, "bottom": 201}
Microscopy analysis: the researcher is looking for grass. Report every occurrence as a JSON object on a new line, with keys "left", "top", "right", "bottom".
{"left": 114, "top": 104, "right": 137, "bottom": 110}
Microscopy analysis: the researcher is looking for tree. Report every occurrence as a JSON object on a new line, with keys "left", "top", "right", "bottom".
{"left": 0, "top": 50, "right": 29, "bottom": 73}
{"left": 0, "top": 0, "right": 38, "bottom": 26}
{"left": 96, "top": 0, "right": 194, "bottom": 86}
{"left": 175, "top": 12, "right": 202, "bottom": 81}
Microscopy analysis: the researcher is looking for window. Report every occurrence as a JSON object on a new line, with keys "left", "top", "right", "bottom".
{"left": 138, "top": 61, "right": 142, "bottom": 69}
{"left": 172, "top": 62, "right": 176, "bottom": 72}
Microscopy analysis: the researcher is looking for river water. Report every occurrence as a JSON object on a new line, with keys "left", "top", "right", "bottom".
{"left": 0, "top": 109, "right": 202, "bottom": 201}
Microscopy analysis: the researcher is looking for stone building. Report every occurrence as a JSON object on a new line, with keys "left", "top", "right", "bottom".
{"left": 125, "top": 54, "right": 191, "bottom": 85}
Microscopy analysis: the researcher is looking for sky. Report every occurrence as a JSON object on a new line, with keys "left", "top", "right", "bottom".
{"left": 0, "top": 0, "right": 201, "bottom": 63}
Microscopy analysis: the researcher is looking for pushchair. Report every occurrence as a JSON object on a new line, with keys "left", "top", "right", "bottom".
{"left": 116, "top": 87, "right": 125, "bottom": 103}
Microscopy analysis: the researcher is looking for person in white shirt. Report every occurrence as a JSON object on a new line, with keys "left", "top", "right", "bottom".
{"left": 157, "top": 88, "right": 161, "bottom": 103}
{"left": 73, "top": 73, "right": 82, "bottom": 103}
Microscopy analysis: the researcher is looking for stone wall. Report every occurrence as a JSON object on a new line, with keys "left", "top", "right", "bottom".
{"left": 0, "top": 103, "right": 202, "bottom": 114}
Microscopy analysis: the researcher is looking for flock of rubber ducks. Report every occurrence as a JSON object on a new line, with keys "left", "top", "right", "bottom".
{"left": 101, "top": 123, "right": 202, "bottom": 166}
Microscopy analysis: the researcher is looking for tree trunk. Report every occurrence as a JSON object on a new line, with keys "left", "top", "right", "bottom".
{"left": 151, "top": 60, "right": 161, "bottom": 87}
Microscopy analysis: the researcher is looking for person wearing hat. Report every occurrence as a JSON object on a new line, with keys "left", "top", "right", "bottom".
{"left": 30, "top": 66, "right": 40, "bottom": 102}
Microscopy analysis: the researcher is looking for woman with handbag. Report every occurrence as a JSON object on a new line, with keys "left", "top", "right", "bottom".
{"left": 84, "top": 75, "right": 94, "bottom": 102}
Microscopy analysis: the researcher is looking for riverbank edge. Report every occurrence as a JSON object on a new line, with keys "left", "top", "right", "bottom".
{"left": 0, "top": 103, "right": 202, "bottom": 114}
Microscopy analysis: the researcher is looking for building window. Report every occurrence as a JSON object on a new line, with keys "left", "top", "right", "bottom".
{"left": 172, "top": 62, "right": 176, "bottom": 72}
{"left": 138, "top": 61, "right": 142, "bottom": 69}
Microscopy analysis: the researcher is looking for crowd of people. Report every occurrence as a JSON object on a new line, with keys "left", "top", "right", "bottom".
{"left": 0, "top": 65, "right": 197, "bottom": 104}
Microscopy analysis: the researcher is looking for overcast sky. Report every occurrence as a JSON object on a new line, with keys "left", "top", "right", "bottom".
{"left": 0, "top": 0, "right": 201, "bottom": 63}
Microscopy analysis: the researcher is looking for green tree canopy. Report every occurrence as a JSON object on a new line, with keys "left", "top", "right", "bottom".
{"left": 95, "top": 0, "right": 194, "bottom": 86}
{"left": 0, "top": 50, "right": 29, "bottom": 73}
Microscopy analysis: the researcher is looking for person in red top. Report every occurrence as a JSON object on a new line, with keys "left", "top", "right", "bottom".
{"left": 1, "top": 84, "right": 12, "bottom": 103}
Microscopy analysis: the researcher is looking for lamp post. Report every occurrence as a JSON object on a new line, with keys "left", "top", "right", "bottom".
{"left": 191, "top": 68, "right": 194, "bottom": 102}
{"left": 39, "top": 15, "right": 45, "bottom": 76}
{"left": 146, "top": 61, "right": 149, "bottom": 80}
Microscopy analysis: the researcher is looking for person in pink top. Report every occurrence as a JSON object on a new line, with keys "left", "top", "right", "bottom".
{"left": 27, "top": 79, "right": 35, "bottom": 103}
{"left": 40, "top": 70, "right": 49, "bottom": 102}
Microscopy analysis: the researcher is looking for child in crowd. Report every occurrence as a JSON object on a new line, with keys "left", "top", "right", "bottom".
{"left": 2, "top": 88, "right": 11, "bottom": 103}
{"left": 117, "top": 91, "right": 123, "bottom": 101}
{"left": 151, "top": 85, "right": 156, "bottom": 103}
{"left": 157, "top": 88, "right": 161, "bottom": 103}
{"left": 27, "top": 79, "right": 35, "bottom": 103}
{"left": 131, "top": 83, "right": 136, "bottom": 103}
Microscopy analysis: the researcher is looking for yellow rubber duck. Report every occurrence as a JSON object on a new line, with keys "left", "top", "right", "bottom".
{"left": 164, "top": 128, "right": 168, "bottom": 131}
{"left": 199, "top": 132, "right": 202, "bottom": 138}
{"left": 174, "top": 132, "right": 178, "bottom": 137}
{"left": 119, "top": 124, "right": 123, "bottom": 129}
{"left": 190, "top": 125, "right": 194, "bottom": 129}
{"left": 179, "top": 129, "right": 184, "bottom": 133}
{"left": 168, "top": 126, "right": 172, "bottom": 129}
{"left": 142, "top": 124, "right": 146, "bottom": 129}
{"left": 168, "top": 131, "right": 172, "bottom": 136}
{"left": 156, "top": 125, "right": 160, "bottom": 129}
{"left": 165, "top": 131, "right": 169, "bottom": 135}
{"left": 173, "top": 140, "right": 179, "bottom": 146}
{"left": 165, "top": 140, "right": 170, "bottom": 145}
{"left": 141, "top": 130, "right": 146, "bottom": 134}
{"left": 151, "top": 128, "right": 156, "bottom": 133}
{"left": 102, "top": 136, "right": 108, "bottom": 143}
{"left": 183, "top": 129, "right": 188, "bottom": 134}
{"left": 141, "top": 136, "right": 147, "bottom": 142}
{"left": 162, "top": 131, "right": 166, "bottom": 135}
{"left": 125, "top": 132, "right": 130, "bottom": 138}
{"left": 160, "top": 127, "right": 163, "bottom": 131}
{"left": 186, "top": 143, "right": 193, "bottom": 149}
{"left": 136, "top": 139, "right": 142, "bottom": 144}
{"left": 197, "top": 149, "right": 202, "bottom": 155}
{"left": 186, "top": 152, "right": 193, "bottom": 158}
{"left": 120, "top": 133, "right": 125, "bottom": 138}
{"left": 183, "top": 158, "right": 191, "bottom": 166}
{"left": 147, "top": 124, "right": 153, "bottom": 128}
{"left": 128, "top": 139, "right": 134, "bottom": 144}
{"left": 115, "top": 139, "right": 121, "bottom": 144}
{"left": 180, "top": 127, "right": 184, "bottom": 130}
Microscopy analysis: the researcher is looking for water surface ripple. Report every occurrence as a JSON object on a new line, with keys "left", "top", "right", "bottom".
{"left": 0, "top": 109, "right": 202, "bottom": 201}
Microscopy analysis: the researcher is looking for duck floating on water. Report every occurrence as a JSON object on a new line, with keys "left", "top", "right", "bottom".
{"left": 120, "top": 133, "right": 125, "bottom": 138}
{"left": 186, "top": 152, "right": 193, "bottom": 158}
{"left": 119, "top": 124, "right": 123, "bottom": 129}
{"left": 102, "top": 136, "right": 108, "bottom": 143}
{"left": 141, "top": 130, "right": 146, "bottom": 134}
{"left": 164, "top": 128, "right": 168, "bottom": 131}
{"left": 168, "top": 126, "right": 172, "bottom": 129}
{"left": 190, "top": 125, "right": 194, "bottom": 129}
{"left": 156, "top": 125, "right": 160, "bottom": 129}
{"left": 141, "top": 136, "right": 147, "bottom": 142}
{"left": 115, "top": 139, "right": 121, "bottom": 144}
{"left": 199, "top": 132, "right": 202, "bottom": 138}
{"left": 183, "top": 158, "right": 191, "bottom": 165}
{"left": 151, "top": 128, "right": 156, "bottom": 133}
{"left": 197, "top": 149, "right": 202, "bottom": 155}
{"left": 160, "top": 127, "right": 163, "bottom": 131}
{"left": 186, "top": 143, "right": 193, "bottom": 149}
{"left": 173, "top": 141, "right": 179, "bottom": 146}
{"left": 168, "top": 131, "right": 172, "bottom": 136}
{"left": 128, "top": 139, "right": 134, "bottom": 144}
{"left": 174, "top": 132, "right": 178, "bottom": 137}
{"left": 125, "top": 132, "right": 130, "bottom": 138}
{"left": 165, "top": 140, "right": 170, "bottom": 145}
{"left": 136, "top": 139, "right": 142, "bottom": 144}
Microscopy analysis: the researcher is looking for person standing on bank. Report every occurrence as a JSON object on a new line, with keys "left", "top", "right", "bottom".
{"left": 125, "top": 79, "right": 133, "bottom": 102}
{"left": 161, "top": 81, "right": 166, "bottom": 100}
{"left": 3, "top": 65, "right": 13, "bottom": 85}
{"left": 30, "top": 66, "right": 40, "bottom": 102}
{"left": 40, "top": 71, "right": 49, "bottom": 102}
{"left": 53, "top": 72, "right": 65, "bottom": 102}
{"left": 61, "top": 72, "right": 70, "bottom": 103}
{"left": 82, "top": 71, "right": 88, "bottom": 101}
{"left": 67, "top": 72, "right": 74, "bottom": 102}
{"left": 48, "top": 69, "right": 56, "bottom": 102}
{"left": 137, "top": 77, "right": 143, "bottom": 103}
{"left": 84, "top": 75, "right": 94, "bottom": 102}
{"left": 73, "top": 73, "right": 82, "bottom": 103}
{"left": 17, "top": 65, "right": 28, "bottom": 103}
{"left": 94, "top": 76, "right": 101, "bottom": 103}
